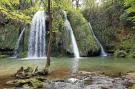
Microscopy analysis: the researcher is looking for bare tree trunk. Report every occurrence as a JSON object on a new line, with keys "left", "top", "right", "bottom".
{"left": 45, "top": 0, "right": 52, "bottom": 70}
{"left": 76, "top": 0, "right": 79, "bottom": 8}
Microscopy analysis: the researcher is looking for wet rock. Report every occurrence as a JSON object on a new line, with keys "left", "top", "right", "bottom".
{"left": 14, "top": 66, "right": 48, "bottom": 79}
{"left": 43, "top": 73, "right": 131, "bottom": 89}
{"left": 22, "top": 84, "right": 33, "bottom": 89}
{"left": 68, "top": 78, "right": 79, "bottom": 83}
{"left": 44, "top": 81, "right": 82, "bottom": 89}
{"left": 15, "top": 66, "right": 25, "bottom": 79}
{"left": 6, "top": 66, "right": 49, "bottom": 89}
{"left": 3, "top": 88, "right": 15, "bottom": 89}
{"left": 6, "top": 77, "right": 46, "bottom": 89}
{"left": 79, "top": 71, "right": 97, "bottom": 76}
{"left": 53, "top": 80, "right": 66, "bottom": 82}
{"left": 84, "top": 79, "right": 92, "bottom": 85}
{"left": 36, "top": 76, "right": 47, "bottom": 82}
{"left": 29, "top": 78, "right": 43, "bottom": 88}
{"left": 125, "top": 73, "right": 135, "bottom": 80}
{"left": 15, "top": 66, "right": 33, "bottom": 79}
{"left": 6, "top": 79, "right": 29, "bottom": 86}
{"left": 7, "top": 71, "right": 135, "bottom": 89}
{"left": 37, "top": 68, "right": 49, "bottom": 76}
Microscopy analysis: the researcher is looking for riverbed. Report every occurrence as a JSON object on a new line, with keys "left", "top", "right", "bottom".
{"left": 0, "top": 57, "right": 135, "bottom": 88}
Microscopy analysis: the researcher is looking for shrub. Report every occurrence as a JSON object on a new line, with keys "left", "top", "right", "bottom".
{"left": 114, "top": 49, "right": 127, "bottom": 58}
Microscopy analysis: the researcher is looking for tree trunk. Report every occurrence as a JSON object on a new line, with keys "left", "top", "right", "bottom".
{"left": 76, "top": 0, "right": 79, "bottom": 8}
{"left": 45, "top": 0, "right": 52, "bottom": 70}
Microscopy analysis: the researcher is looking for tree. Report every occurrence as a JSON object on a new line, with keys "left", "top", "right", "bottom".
{"left": 44, "top": 0, "right": 73, "bottom": 72}
{"left": 0, "top": 0, "right": 41, "bottom": 25}
{"left": 44, "top": 0, "right": 52, "bottom": 72}
{"left": 121, "top": 0, "right": 135, "bottom": 29}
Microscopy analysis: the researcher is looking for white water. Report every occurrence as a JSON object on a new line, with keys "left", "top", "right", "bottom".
{"left": 64, "top": 11, "right": 80, "bottom": 59}
{"left": 28, "top": 11, "right": 46, "bottom": 59}
{"left": 14, "top": 28, "right": 25, "bottom": 58}
{"left": 64, "top": 11, "right": 80, "bottom": 74}
{"left": 88, "top": 22, "right": 107, "bottom": 56}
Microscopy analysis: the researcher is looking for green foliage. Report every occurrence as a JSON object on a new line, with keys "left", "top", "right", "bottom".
{"left": 0, "top": 24, "right": 29, "bottom": 57}
{"left": 82, "top": 0, "right": 125, "bottom": 53}
{"left": 0, "top": 6, "right": 31, "bottom": 24}
{"left": 0, "top": 0, "right": 134, "bottom": 57}
{"left": 51, "top": 0, "right": 64, "bottom": 32}
{"left": 49, "top": 0, "right": 101, "bottom": 56}
{"left": 121, "top": 0, "right": 135, "bottom": 29}
{"left": 0, "top": 0, "right": 19, "bottom": 10}
{"left": 128, "top": 50, "right": 135, "bottom": 58}
{"left": 120, "top": 38, "right": 135, "bottom": 50}
{"left": 0, "top": 25, "right": 18, "bottom": 49}
{"left": 68, "top": 10, "right": 100, "bottom": 56}
{"left": 83, "top": 0, "right": 96, "bottom": 9}
{"left": 114, "top": 30, "right": 135, "bottom": 58}
{"left": 55, "top": 0, "right": 73, "bottom": 10}
{"left": 114, "top": 49, "right": 127, "bottom": 58}
{"left": 45, "top": 0, "right": 69, "bottom": 56}
{"left": 0, "top": 0, "right": 40, "bottom": 57}
{"left": 0, "top": 0, "right": 42, "bottom": 24}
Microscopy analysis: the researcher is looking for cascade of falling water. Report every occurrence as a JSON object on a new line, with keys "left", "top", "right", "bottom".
{"left": 88, "top": 22, "right": 107, "bottom": 56}
{"left": 28, "top": 11, "right": 46, "bottom": 59}
{"left": 64, "top": 11, "right": 80, "bottom": 58}
{"left": 14, "top": 28, "right": 25, "bottom": 58}
{"left": 64, "top": 11, "right": 80, "bottom": 74}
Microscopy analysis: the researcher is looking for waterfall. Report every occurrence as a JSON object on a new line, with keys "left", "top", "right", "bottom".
{"left": 28, "top": 11, "right": 46, "bottom": 58}
{"left": 14, "top": 28, "right": 25, "bottom": 58}
{"left": 64, "top": 11, "right": 80, "bottom": 59}
{"left": 88, "top": 22, "right": 107, "bottom": 56}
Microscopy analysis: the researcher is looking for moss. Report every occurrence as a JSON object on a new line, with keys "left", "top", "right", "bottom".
{"left": 67, "top": 10, "right": 100, "bottom": 56}
{"left": 0, "top": 10, "right": 100, "bottom": 57}
{"left": 30, "top": 78, "right": 43, "bottom": 88}
{"left": 0, "top": 25, "right": 18, "bottom": 49}
{"left": 0, "top": 25, "right": 29, "bottom": 57}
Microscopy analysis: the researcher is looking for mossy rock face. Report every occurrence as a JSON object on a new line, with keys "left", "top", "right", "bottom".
{"left": 29, "top": 78, "right": 43, "bottom": 88}
{"left": 6, "top": 77, "right": 45, "bottom": 89}
{"left": 67, "top": 10, "right": 100, "bottom": 56}
{"left": 50, "top": 11, "right": 100, "bottom": 57}
{"left": 0, "top": 11, "right": 100, "bottom": 57}
{"left": 7, "top": 66, "right": 47, "bottom": 89}
{"left": 0, "top": 24, "right": 29, "bottom": 57}
{"left": 0, "top": 25, "right": 18, "bottom": 49}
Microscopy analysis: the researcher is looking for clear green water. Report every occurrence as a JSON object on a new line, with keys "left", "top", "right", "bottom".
{"left": 0, "top": 57, "right": 135, "bottom": 76}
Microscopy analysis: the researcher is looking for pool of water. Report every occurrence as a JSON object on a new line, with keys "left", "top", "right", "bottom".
{"left": 0, "top": 57, "right": 135, "bottom": 88}
{"left": 0, "top": 57, "right": 135, "bottom": 76}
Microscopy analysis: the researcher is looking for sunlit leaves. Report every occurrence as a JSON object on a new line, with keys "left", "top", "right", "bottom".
{"left": 0, "top": 0, "right": 41, "bottom": 25}
{"left": 0, "top": 0, "right": 19, "bottom": 10}
{"left": 0, "top": 6, "right": 31, "bottom": 24}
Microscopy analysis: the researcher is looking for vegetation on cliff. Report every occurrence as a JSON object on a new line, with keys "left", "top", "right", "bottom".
{"left": 0, "top": 0, "right": 135, "bottom": 57}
